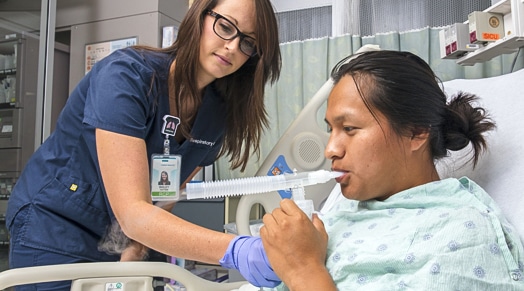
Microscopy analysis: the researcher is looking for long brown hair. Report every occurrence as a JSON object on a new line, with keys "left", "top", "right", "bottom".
{"left": 137, "top": 0, "right": 281, "bottom": 171}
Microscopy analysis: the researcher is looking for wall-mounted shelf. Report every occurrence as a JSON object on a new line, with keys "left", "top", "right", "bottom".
{"left": 457, "top": 35, "right": 524, "bottom": 65}
{"left": 488, "top": 0, "right": 512, "bottom": 15}
{"left": 455, "top": 0, "right": 524, "bottom": 66}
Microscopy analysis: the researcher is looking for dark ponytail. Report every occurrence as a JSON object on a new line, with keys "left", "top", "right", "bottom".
{"left": 440, "top": 92, "right": 496, "bottom": 167}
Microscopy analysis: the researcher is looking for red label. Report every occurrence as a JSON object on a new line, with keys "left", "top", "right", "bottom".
{"left": 482, "top": 33, "right": 500, "bottom": 40}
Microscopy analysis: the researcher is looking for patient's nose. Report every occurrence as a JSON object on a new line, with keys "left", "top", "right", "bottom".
{"left": 324, "top": 134, "right": 344, "bottom": 160}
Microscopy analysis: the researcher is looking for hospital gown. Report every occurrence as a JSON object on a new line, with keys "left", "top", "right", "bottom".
{"left": 274, "top": 177, "right": 524, "bottom": 290}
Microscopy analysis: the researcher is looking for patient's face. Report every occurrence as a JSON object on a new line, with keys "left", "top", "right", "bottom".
{"left": 324, "top": 75, "right": 413, "bottom": 201}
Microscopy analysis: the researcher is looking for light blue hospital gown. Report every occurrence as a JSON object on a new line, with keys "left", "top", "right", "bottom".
{"left": 273, "top": 177, "right": 524, "bottom": 290}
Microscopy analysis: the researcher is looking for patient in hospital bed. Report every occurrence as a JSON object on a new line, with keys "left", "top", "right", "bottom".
{"left": 257, "top": 50, "right": 524, "bottom": 290}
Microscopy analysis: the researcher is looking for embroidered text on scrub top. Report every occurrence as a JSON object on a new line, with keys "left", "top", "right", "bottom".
{"left": 189, "top": 138, "right": 216, "bottom": 147}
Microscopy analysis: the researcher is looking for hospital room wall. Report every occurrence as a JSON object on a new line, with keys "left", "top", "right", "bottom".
{"left": 59, "top": 0, "right": 185, "bottom": 92}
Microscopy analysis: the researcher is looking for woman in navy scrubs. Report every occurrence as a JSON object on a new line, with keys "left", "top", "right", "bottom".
{"left": 6, "top": 0, "right": 282, "bottom": 289}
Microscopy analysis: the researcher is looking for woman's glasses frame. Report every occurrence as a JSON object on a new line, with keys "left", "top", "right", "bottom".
{"left": 205, "top": 9, "right": 257, "bottom": 57}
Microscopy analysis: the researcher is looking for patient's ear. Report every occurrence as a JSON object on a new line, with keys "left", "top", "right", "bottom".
{"left": 410, "top": 129, "right": 430, "bottom": 152}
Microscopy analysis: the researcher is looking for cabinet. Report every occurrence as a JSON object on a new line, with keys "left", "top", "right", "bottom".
{"left": 0, "top": 36, "right": 69, "bottom": 272}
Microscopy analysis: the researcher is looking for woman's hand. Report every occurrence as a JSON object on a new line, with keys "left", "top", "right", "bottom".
{"left": 260, "top": 199, "right": 336, "bottom": 290}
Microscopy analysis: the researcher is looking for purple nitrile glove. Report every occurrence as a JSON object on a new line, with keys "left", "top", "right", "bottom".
{"left": 220, "top": 235, "right": 282, "bottom": 287}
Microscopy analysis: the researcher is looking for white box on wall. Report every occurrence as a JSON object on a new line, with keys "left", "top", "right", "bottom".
{"left": 468, "top": 11, "right": 505, "bottom": 43}
{"left": 440, "top": 23, "right": 477, "bottom": 59}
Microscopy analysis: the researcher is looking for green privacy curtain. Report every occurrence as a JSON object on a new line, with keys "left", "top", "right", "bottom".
{"left": 216, "top": 27, "right": 524, "bottom": 180}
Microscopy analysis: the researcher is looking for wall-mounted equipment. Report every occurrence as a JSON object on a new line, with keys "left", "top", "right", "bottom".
{"left": 468, "top": 11, "right": 505, "bottom": 43}
{"left": 439, "top": 0, "right": 524, "bottom": 66}
{"left": 440, "top": 23, "right": 478, "bottom": 59}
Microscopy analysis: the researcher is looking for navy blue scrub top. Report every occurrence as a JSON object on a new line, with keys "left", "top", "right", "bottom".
{"left": 6, "top": 48, "right": 226, "bottom": 261}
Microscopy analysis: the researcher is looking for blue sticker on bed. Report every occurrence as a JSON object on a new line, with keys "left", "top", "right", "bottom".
{"left": 267, "top": 155, "right": 293, "bottom": 199}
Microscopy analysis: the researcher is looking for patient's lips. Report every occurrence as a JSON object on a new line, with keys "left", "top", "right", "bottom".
{"left": 331, "top": 168, "right": 348, "bottom": 183}
{"left": 335, "top": 174, "right": 346, "bottom": 183}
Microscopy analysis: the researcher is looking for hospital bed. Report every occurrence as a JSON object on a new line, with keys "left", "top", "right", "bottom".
{"left": 0, "top": 262, "right": 247, "bottom": 290}
{"left": 1, "top": 51, "right": 524, "bottom": 290}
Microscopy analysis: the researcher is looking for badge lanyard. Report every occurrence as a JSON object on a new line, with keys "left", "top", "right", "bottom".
{"left": 150, "top": 115, "right": 182, "bottom": 201}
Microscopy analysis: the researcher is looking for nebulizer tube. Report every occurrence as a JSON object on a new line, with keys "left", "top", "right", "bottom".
{"left": 185, "top": 169, "right": 342, "bottom": 199}
{"left": 185, "top": 169, "right": 343, "bottom": 217}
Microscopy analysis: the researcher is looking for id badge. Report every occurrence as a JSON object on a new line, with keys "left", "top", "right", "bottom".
{"left": 151, "top": 154, "right": 181, "bottom": 201}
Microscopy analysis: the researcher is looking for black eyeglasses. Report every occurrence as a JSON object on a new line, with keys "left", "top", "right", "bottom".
{"left": 206, "top": 10, "right": 257, "bottom": 57}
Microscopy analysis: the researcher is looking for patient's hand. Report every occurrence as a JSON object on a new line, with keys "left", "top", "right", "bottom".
{"left": 120, "top": 240, "right": 149, "bottom": 261}
{"left": 261, "top": 199, "right": 334, "bottom": 290}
